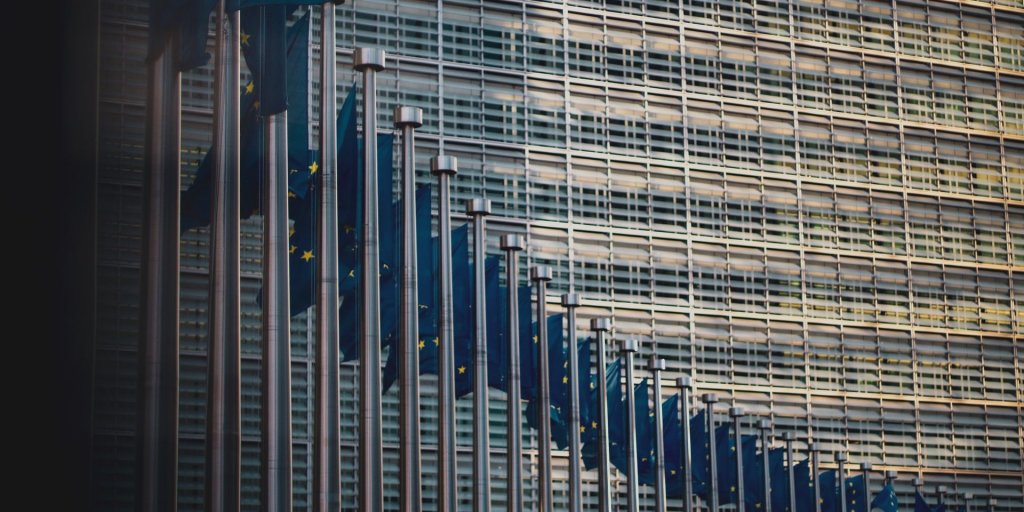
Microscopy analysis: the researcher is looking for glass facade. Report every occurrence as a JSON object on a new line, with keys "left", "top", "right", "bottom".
{"left": 93, "top": 0, "right": 1022, "bottom": 510}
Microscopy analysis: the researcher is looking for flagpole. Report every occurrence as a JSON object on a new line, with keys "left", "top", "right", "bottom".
{"left": 937, "top": 485, "right": 948, "bottom": 507}
{"left": 206, "top": 3, "right": 241, "bottom": 512}
{"left": 860, "top": 462, "right": 871, "bottom": 503}
{"left": 562, "top": 293, "right": 583, "bottom": 512}
{"left": 501, "top": 234, "right": 526, "bottom": 512}
{"left": 591, "top": 318, "right": 613, "bottom": 512}
{"left": 467, "top": 198, "right": 492, "bottom": 512}
{"left": 987, "top": 498, "right": 997, "bottom": 512}
{"left": 396, "top": 106, "right": 424, "bottom": 512}
{"left": 836, "top": 452, "right": 848, "bottom": 512}
{"left": 622, "top": 339, "right": 640, "bottom": 512}
{"left": 809, "top": 442, "right": 821, "bottom": 512}
{"left": 315, "top": 5, "right": 341, "bottom": 512}
{"left": 783, "top": 432, "right": 797, "bottom": 512}
{"left": 433, "top": 155, "right": 460, "bottom": 512}
{"left": 731, "top": 407, "right": 747, "bottom": 512}
{"left": 963, "top": 492, "right": 974, "bottom": 512}
{"left": 703, "top": 394, "right": 720, "bottom": 512}
{"left": 530, "top": 265, "right": 554, "bottom": 512}
{"left": 262, "top": 108, "right": 292, "bottom": 512}
{"left": 884, "top": 470, "right": 897, "bottom": 486}
{"left": 354, "top": 47, "right": 386, "bottom": 512}
{"left": 649, "top": 357, "right": 667, "bottom": 512}
{"left": 758, "top": 419, "right": 772, "bottom": 512}
{"left": 139, "top": 28, "right": 180, "bottom": 512}
{"left": 676, "top": 377, "right": 694, "bottom": 512}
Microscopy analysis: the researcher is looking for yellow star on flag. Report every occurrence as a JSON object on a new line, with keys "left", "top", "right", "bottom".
{"left": 562, "top": 376, "right": 568, "bottom": 384}
{"left": 458, "top": 366, "right": 466, "bottom": 374}
{"left": 433, "top": 337, "right": 439, "bottom": 346}
{"left": 580, "top": 426, "right": 585, "bottom": 433}
{"left": 301, "top": 250, "right": 314, "bottom": 262}
{"left": 288, "top": 191, "right": 296, "bottom": 198}
{"left": 290, "top": 245, "right": 297, "bottom": 254}
{"left": 240, "top": 31, "right": 250, "bottom": 46}
{"left": 308, "top": 161, "right": 318, "bottom": 174}
{"left": 671, "top": 470, "right": 677, "bottom": 475}
{"left": 418, "top": 340, "right": 425, "bottom": 349}
{"left": 533, "top": 335, "right": 538, "bottom": 343}
{"left": 591, "top": 421, "right": 598, "bottom": 429}
{"left": 348, "top": 270, "right": 355, "bottom": 278}
{"left": 245, "top": 82, "right": 254, "bottom": 94}
{"left": 289, "top": 225, "right": 296, "bottom": 237}
{"left": 343, "top": 225, "right": 354, "bottom": 234}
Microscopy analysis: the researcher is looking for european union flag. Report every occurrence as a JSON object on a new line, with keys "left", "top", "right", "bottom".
{"left": 580, "top": 354, "right": 602, "bottom": 470}
{"left": 819, "top": 470, "right": 839, "bottom": 512}
{"left": 148, "top": 0, "right": 218, "bottom": 71}
{"left": 533, "top": 314, "right": 571, "bottom": 449}
{"left": 239, "top": 6, "right": 290, "bottom": 116}
{"left": 870, "top": 483, "right": 899, "bottom": 512}
{"left": 716, "top": 423, "right": 738, "bottom": 504}
{"left": 742, "top": 434, "right": 762, "bottom": 510}
{"left": 416, "top": 225, "right": 468, "bottom": 376}
{"left": 662, "top": 395, "right": 685, "bottom": 498}
{"left": 793, "top": 459, "right": 814, "bottom": 512}
{"left": 846, "top": 475, "right": 867, "bottom": 512}
{"left": 180, "top": 10, "right": 312, "bottom": 232}
{"left": 452, "top": 225, "right": 475, "bottom": 398}
{"left": 605, "top": 359, "right": 627, "bottom": 471}
{"left": 484, "top": 282, "right": 534, "bottom": 395}
{"left": 768, "top": 448, "right": 789, "bottom": 512}
{"left": 690, "top": 409, "right": 710, "bottom": 499}
{"left": 635, "top": 380, "right": 657, "bottom": 485}
{"left": 577, "top": 337, "right": 593, "bottom": 436}
{"left": 338, "top": 133, "right": 395, "bottom": 361}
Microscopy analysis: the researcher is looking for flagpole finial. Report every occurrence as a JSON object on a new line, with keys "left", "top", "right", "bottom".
{"left": 912, "top": 478, "right": 923, "bottom": 487}
{"left": 860, "top": 462, "right": 872, "bottom": 471}
{"left": 530, "top": 265, "right": 553, "bottom": 281}
{"left": 647, "top": 357, "right": 666, "bottom": 372}
{"left": 591, "top": 317, "right": 611, "bottom": 331}
{"left": 466, "top": 198, "right": 491, "bottom": 216}
{"left": 393, "top": 106, "right": 423, "bottom": 128}
{"left": 782, "top": 431, "right": 795, "bottom": 441}
{"left": 431, "top": 155, "right": 458, "bottom": 175}
{"left": 963, "top": 493, "right": 974, "bottom": 500}
{"left": 561, "top": 293, "right": 580, "bottom": 307}
{"left": 676, "top": 376, "right": 692, "bottom": 388}
{"left": 884, "top": 470, "right": 897, "bottom": 480}
{"left": 702, "top": 393, "right": 718, "bottom": 404}
{"left": 500, "top": 234, "right": 524, "bottom": 251}
{"left": 621, "top": 339, "right": 639, "bottom": 353}
{"left": 835, "top": 452, "right": 848, "bottom": 462}
{"left": 729, "top": 406, "right": 745, "bottom": 418}
{"left": 353, "top": 48, "right": 386, "bottom": 71}
{"left": 758, "top": 418, "right": 771, "bottom": 430}
{"left": 808, "top": 442, "right": 820, "bottom": 452}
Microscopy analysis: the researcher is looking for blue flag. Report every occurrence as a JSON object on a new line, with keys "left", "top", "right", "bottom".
{"left": 577, "top": 337, "right": 592, "bottom": 436}
{"left": 768, "top": 447, "right": 789, "bottom": 512}
{"left": 635, "top": 380, "right": 656, "bottom": 485}
{"left": 715, "top": 423, "right": 738, "bottom": 504}
{"left": 580, "top": 353, "right": 602, "bottom": 470}
{"left": 483, "top": 283, "right": 534, "bottom": 395}
{"left": 819, "top": 470, "right": 839, "bottom": 512}
{"left": 871, "top": 483, "right": 899, "bottom": 512}
{"left": 846, "top": 475, "right": 867, "bottom": 512}
{"left": 662, "top": 395, "right": 685, "bottom": 498}
{"left": 180, "top": 10, "right": 312, "bottom": 232}
{"left": 416, "top": 225, "right": 467, "bottom": 376}
{"left": 690, "top": 409, "right": 710, "bottom": 498}
{"left": 794, "top": 459, "right": 814, "bottom": 512}
{"left": 338, "top": 133, "right": 394, "bottom": 361}
{"left": 451, "top": 225, "right": 474, "bottom": 397}
{"left": 742, "top": 434, "right": 762, "bottom": 510}
{"left": 239, "top": 6, "right": 289, "bottom": 115}
{"left": 605, "top": 359, "right": 627, "bottom": 471}
{"left": 525, "top": 314, "right": 567, "bottom": 445}
{"left": 148, "top": 0, "right": 218, "bottom": 71}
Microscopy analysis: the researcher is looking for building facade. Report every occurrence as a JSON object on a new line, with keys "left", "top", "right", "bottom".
{"left": 93, "top": 0, "right": 1023, "bottom": 510}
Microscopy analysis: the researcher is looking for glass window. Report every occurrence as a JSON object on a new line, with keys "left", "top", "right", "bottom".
{"left": 527, "top": 77, "right": 566, "bottom": 148}
{"left": 757, "top": 41, "right": 793, "bottom": 106}
{"left": 694, "top": 315, "right": 732, "bottom": 384}
{"left": 761, "top": 109, "right": 797, "bottom": 174}
{"left": 692, "top": 243, "right": 729, "bottom": 310}
{"left": 805, "top": 254, "right": 840, "bottom": 319}
{"left": 870, "top": 191, "right": 906, "bottom": 256}
{"left": 689, "top": 170, "right": 726, "bottom": 237}
{"left": 908, "top": 196, "right": 943, "bottom": 259}
{"left": 646, "top": 22, "right": 682, "bottom": 90}
{"left": 839, "top": 256, "right": 875, "bottom": 322}
{"left": 764, "top": 179, "right": 799, "bottom": 244}
{"left": 875, "top": 261, "right": 910, "bottom": 325}
{"left": 836, "top": 187, "right": 872, "bottom": 252}
{"left": 525, "top": 5, "right": 564, "bottom": 74}
{"left": 610, "top": 233, "right": 651, "bottom": 303}
{"left": 724, "top": 174, "right": 764, "bottom": 241}
{"left": 684, "top": 30, "right": 720, "bottom": 95}
{"left": 801, "top": 183, "right": 837, "bottom": 249}
{"left": 606, "top": 17, "right": 644, "bottom": 86}
{"left": 569, "top": 83, "right": 606, "bottom": 152}
{"left": 766, "top": 249, "right": 802, "bottom": 315}
{"left": 482, "top": 3, "right": 524, "bottom": 70}
{"left": 608, "top": 162, "right": 649, "bottom": 228}
{"left": 720, "top": 35, "right": 757, "bottom": 101}
{"left": 728, "top": 246, "right": 767, "bottom": 313}
{"left": 769, "top": 321, "right": 806, "bottom": 388}
{"left": 652, "top": 238, "right": 689, "bottom": 306}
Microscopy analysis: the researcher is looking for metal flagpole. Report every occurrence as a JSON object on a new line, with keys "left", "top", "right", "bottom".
{"left": 315, "top": 5, "right": 340, "bottom": 512}
{"left": 937, "top": 486, "right": 948, "bottom": 507}
{"left": 649, "top": 358, "right": 667, "bottom": 512}
{"left": 591, "top": 318, "right": 613, "bottom": 512}
{"left": 809, "top": 443, "right": 821, "bottom": 512}
{"left": 395, "top": 106, "right": 424, "bottom": 512}
{"left": 354, "top": 47, "right": 386, "bottom": 512}
{"left": 531, "top": 266, "right": 554, "bottom": 512}
{"left": 501, "top": 234, "right": 526, "bottom": 512}
{"left": 703, "top": 394, "right": 720, "bottom": 512}
{"left": 262, "top": 105, "right": 292, "bottom": 512}
{"left": 562, "top": 293, "right": 582, "bottom": 512}
{"left": 433, "top": 155, "right": 459, "bottom": 512}
{"left": 140, "top": 26, "right": 180, "bottom": 512}
{"left": 860, "top": 462, "right": 871, "bottom": 504}
{"left": 963, "top": 493, "right": 974, "bottom": 512}
{"left": 731, "top": 407, "right": 747, "bottom": 512}
{"left": 912, "top": 478, "right": 923, "bottom": 498}
{"left": 677, "top": 377, "right": 694, "bottom": 512}
{"left": 758, "top": 419, "right": 772, "bottom": 512}
{"left": 884, "top": 471, "right": 897, "bottom": 486}
{"left": 206, "top": 3, "right": 241, "bottom": 512}
{"left": 622, "top": 339, "right": 640, "bottom": 512}
{"left": 836, "top": 452, "right": 847, "bottom": 512}
{"left": 988, "top": 498, "right": 997, "bottom": 512}
{"left": 783, "top": 432, "right": 797, "bottom": 512}
{"left": 467, "top": 198, "right": 492, "bottom": 512}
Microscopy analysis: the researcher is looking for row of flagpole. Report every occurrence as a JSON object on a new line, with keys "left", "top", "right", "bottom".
{"left": 141, "top": 4, "right": 1008, "bottom": 512}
